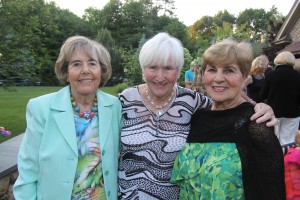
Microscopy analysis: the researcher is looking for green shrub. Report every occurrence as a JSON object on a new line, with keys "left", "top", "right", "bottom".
{"left": 114, "top": 82, "right": 129, "bottom": 94}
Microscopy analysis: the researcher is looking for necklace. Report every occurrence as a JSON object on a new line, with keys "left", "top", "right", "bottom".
{"left": 145, "top": 87, "right": 174, "bottom": 116}
{"left": 71, "top": 95, "right": 98, "bottom": 119}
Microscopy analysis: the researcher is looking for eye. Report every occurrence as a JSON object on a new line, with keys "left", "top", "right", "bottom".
{"left": 206, "top": 67, "right": 216, "bottom": 72}
{"left": 71, "top": 62, "right": 81, "bottom": 68}
{"left": 89, "top": 61, "right": 98, "bottom": 68}
{"left": 164, "top": 66, "right": 175, "bottom": 71}
{"left": 148, "top": 66, "right": 157, "bottom": 70}
{"left": 224, "top": 68, "right": 235, "bottom": 73}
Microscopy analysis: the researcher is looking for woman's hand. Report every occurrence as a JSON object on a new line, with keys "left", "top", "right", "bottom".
{"left": 250, "top": 103, "right": 277, "bottom": 127}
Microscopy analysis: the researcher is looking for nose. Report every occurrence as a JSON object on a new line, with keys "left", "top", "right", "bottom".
{"left": 214, "top": 71, "right": 225, "bottom": 82}
{"left": 155, "top": 68, "right": 165, "bottom": 81}
{"left": 81, "top": 62, "right": 90, "bottom": 74}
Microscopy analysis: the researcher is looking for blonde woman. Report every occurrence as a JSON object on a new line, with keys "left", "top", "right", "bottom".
{"left": 244, "top": 55, "right": 269, "bottom": 103}
{"left": 171, "top": 39, "right": 285, "bottom": 200}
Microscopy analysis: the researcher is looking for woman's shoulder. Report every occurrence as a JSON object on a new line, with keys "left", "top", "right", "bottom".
{"left": 177, "top": 85, "right": 209, "bottom": 99}
{"left": 97, "top": 90, "right": 120, "bottom": 107}
{"left": 29, "top": 90, "right": 59, "bottom": 105}
{"left": 118, "top": 85, "right": 140, "bottom": 101}
{"left": 119, "top": 85, "right": 138, "bottom": 96}
{"left": 98, "top": 89, "right": 118, "bottom": 99}
{"left": 177, "top": 86, "right": 212, "bottom": 109}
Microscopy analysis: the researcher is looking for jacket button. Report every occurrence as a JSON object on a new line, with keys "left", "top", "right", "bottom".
{"left": 105, "top": 171, "right": 109, "bottom": 176}
{"left": 102, "top": 150, "right": 105, "bottom": 156}
{"left": 107, "top": 191, "right": 110, "bottom": 196}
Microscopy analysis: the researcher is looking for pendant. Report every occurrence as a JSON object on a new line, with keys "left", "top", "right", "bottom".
{"left": 157, "top": 110, "right": 163, "bottom": 117}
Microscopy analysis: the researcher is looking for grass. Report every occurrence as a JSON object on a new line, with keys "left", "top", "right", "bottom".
{"left": 0, "top": 85, "right": 121, "bottom": 143}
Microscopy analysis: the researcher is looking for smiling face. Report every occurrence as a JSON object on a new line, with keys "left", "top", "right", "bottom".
{"left": 203, "top": 63, "right": 246, "bottom": 110}
{"left": 144, "top": 61, "right": 178, "bottom": 101}
{"left": 67, "top": 48, "right": 101, "bottom": 98}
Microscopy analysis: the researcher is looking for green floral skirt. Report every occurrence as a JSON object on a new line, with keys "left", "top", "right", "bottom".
{"left": 171, "top": 143, "right": 245, "bottom": 200}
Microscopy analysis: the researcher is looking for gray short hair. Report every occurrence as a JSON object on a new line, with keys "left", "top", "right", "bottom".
{"left": 55, "top": 35, "right": 112, "bottom": 87}
{"left": 139, "top": 32, "right": 184, "bottom": 75}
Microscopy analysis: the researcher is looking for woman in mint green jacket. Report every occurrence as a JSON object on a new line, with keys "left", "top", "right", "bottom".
{"left": 13, "top": 36, "right": 122, "bottom": 200}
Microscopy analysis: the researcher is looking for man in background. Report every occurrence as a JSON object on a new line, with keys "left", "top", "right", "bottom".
{"left": 185, "top": 61, "right": 195, "bottom": 89}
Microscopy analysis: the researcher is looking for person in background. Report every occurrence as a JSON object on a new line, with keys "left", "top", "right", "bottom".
{"left": 184, "top": 61, "right": 195, "bottom": 88}
{"left": 242, "top": 55, "right": 269, "bottom": 104}
{"left": 118, "top": 32, "right": 277, "bottom": 200}
{"left": 13, "top": 36, "right": 122, "bottom": 200}
{"left": 293, "top": 60, "right": 300, "bottom": 74}
{"left": 171, "top": 39, "right": 285, "bottom": 200}
{"left": 261, "top": 51, "right": 300, "bottom": 145}
{"left": 264, "top": 61, "right": 274, "bottom": 76}
{"left": 284, "top": 130, "right": 300, "bottom": 200}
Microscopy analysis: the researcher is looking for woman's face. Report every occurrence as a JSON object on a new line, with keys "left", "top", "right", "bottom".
{"left": 67, "top": 49, "right": 101, "bottom": 97}
{"left": 144, "top": 61, "right": 178, "bottom": 100}
{"left": 203, "top": 63, "right": 246, "bottom": 109}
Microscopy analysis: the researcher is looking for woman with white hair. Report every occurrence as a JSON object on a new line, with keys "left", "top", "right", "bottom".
{"left": 261, "top": 51, "right": 300, "bottom": 145}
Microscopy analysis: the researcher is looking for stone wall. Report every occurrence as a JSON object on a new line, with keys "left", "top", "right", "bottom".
{"left": 0, "top": 171, "right": 17, "bottom": 200}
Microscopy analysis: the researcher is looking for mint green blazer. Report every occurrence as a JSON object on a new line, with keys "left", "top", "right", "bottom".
{"left": 13, "top": 86, "right": 122, "bottom": 200}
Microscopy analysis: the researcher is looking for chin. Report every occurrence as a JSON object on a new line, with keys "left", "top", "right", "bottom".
{"left": 79, "top": 88, "right": 97, "bottom": 95}
{"left": 211, "top": 97, "right": 227, "bottom": 103}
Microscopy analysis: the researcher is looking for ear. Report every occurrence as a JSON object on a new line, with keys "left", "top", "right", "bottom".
{"left": 142, "top": 73, "right": 146, "bottom": 82}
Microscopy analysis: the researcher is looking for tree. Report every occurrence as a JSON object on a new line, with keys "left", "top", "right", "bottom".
{"left": 83, "top": 0, "right": 122, "bottom": 38}
{"left": 154, "top": 0, "right": 175, "bottom": 16}
{"left": 213, "top": 10, "right": 235, "bottom": 28}
{"left": 0, "top": 0, "right": 46, "bottom": 80}
{"left": 188, "top": 16, "right": 214, "bottom": 41}
{"left": 236, "top": 8, "right": 269, "bottom": 41}
{"left": 96, "top": 28, "right": 123, "bottom": 80}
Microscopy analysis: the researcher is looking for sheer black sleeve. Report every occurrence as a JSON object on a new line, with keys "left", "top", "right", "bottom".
{"left": 245, "top": 122, "right": 286, "bottom": 200}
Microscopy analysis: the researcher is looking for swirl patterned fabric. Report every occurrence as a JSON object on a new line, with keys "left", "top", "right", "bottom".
{"left": 118, "top": 86, "right": 211, "bottom": 200}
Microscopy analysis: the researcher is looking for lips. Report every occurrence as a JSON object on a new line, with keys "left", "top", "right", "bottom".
{"left": 212, "top": 86, "right": 226, "bottom": 92}
{"left": 79, "top": 79, "right": 93, "bottom": 83}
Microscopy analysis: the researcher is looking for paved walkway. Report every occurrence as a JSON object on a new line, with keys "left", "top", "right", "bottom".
{"left": 0, "top": 133, "right": 24, "bottom": 178}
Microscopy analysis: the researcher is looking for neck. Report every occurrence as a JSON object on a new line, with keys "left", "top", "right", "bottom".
{"left": 212, "top": 97, "right": 246, "bottom": 111}
{"left": 70, "top": 92, "right": 98, "bottom": 119}
{"left": 145, "top": 87, "right": 175, "bottom": 110}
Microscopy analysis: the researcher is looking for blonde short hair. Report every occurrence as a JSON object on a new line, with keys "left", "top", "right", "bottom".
{"left": 202, "top": 39, "right": 253, "bottom": 77}
{"left": 250, "top": 55, "right": 269, "bottom": 75}
{"left": 55, "top": 35, "right": 112, "bottom": 87}
{"left": 274, "top": 51, "right": 295, "bottom": 67}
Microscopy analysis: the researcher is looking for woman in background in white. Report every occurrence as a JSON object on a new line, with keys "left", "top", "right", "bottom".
{"left": 261, "top": 51, "right": 300, "bottom": 145}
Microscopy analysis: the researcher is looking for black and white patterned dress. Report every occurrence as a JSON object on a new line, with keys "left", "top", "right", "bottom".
{"left": 118, "top": 85, "right": 211, "bottom": 200}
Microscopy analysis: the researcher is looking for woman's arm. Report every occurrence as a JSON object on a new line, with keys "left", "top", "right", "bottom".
{"left": 243, "top": 75, "right": 253, "bottom": 87}
{"left": 240, "top": 90, "right": 276, "bottom": 127}
{"left": 251, "top": 103, "right": 276, "bottom": 127}
{"left": 13, "top": 100, "right": 43, "bottom": 199}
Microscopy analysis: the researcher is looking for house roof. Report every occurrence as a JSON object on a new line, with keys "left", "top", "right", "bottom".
{"left": 274, "top": 0, "right": 300, "bottom": 44}
{"left": 278, "top": 41, "right": 300, "bottom": 54}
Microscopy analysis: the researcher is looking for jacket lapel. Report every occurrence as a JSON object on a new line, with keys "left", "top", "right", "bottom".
{"left": 51, "top": 86, "right": 78, "bottom": 156}
{"left": 97, "top": 90, "right": 113, "bottom": 150}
